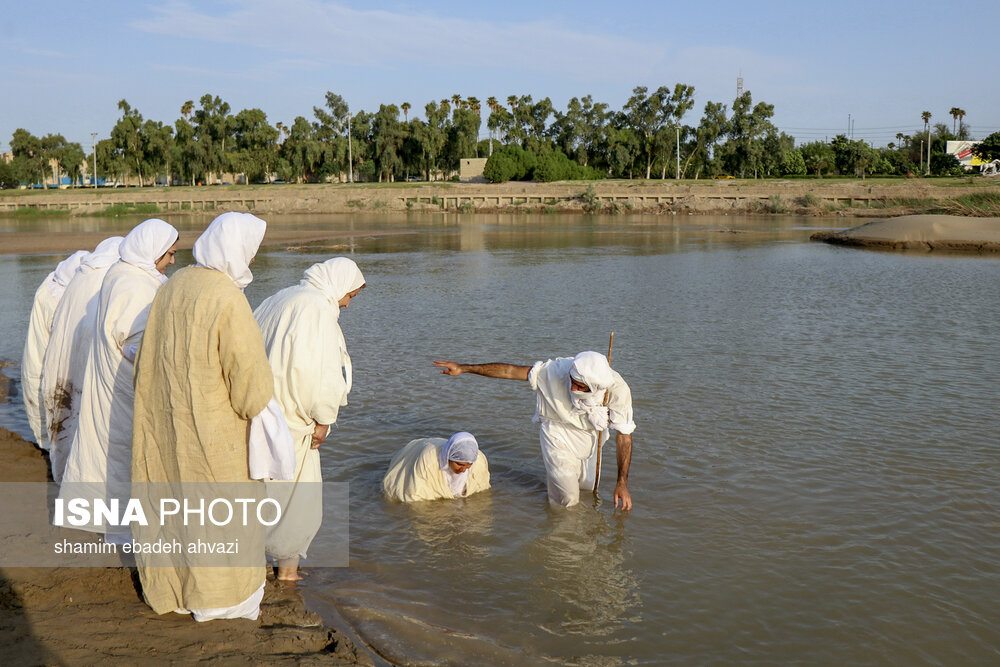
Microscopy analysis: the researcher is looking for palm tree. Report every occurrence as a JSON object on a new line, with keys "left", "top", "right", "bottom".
{"left": 486, "top": 96, "right": 499, "bottom": 114}
{"left": 507, "top": 95, "right": 517, "bottom": 113}
{"left": 956, "top": 108, "right": 967, "bottom": 137}
{"left": 949, "top": 107, "right": 962, "bottom": 135}
{"left": 921, "top": 111, "right": 931, "bottom": 133}
{"left": 887, "top": 142, "right": 895, "bottom": 151}
{"left": 451, "top": 94, "right": 463, "bottom": 110}
{"left": 895, "top": 132, "right": 905, "bottom": 147}
{"left": 401, "top": 102, "right": 411, "bottom": 122}
{"left": 180, "top": 100, "right": 194, "bottom": 119}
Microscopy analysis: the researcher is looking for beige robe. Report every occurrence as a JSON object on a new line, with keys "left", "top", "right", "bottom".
{"left": 383, "top": 438, "right": 491, "bottom": 503}
{"left": 132, "top": 266, "right": 273, "bottom": 614}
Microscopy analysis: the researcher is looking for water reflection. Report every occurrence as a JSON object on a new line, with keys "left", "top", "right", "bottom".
{"left": 528, "top": 504, "right": 640, "bottom": 640}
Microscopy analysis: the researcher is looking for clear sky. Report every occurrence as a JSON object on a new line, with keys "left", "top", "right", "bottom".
{"left": 3, "top": 0, "right": 998, "bottom": 153}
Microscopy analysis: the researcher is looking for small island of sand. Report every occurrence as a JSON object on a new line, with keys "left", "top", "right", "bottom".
{"left": 811, "top": 214, "right": 1000, "bottom": 252}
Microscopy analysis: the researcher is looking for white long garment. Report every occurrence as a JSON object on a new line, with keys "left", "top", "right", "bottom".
{"left": 528, "top": 357, "right": 636, "bottom": 507}
{"left": 21, "top": 251, "right": 89, "bottom": 447}
{"left": 40, "top": 238, "right": 124, "bottom": 482}
{"left": 58, "top": 261, "right": 163, "bottom": 529}
{"left": 254, "top": 283, "right": 350, "bottom": 561}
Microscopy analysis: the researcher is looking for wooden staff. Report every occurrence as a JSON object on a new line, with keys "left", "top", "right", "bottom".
{"left": 593, "top": 331, "right": 614, "bottom": 494}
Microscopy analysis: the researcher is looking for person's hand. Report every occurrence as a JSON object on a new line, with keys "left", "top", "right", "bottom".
{"left": 613, "top": 481, "right": 632, "bottom": 511}
{"left": 433, "top": 360, "right": 464, "bottom": 376}
{"left": 311, "top": 423, "right": 330, "bottom": 449}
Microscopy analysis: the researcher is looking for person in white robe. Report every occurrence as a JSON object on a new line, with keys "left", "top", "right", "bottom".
{"left": 253, "top": 257, "right": 366, "bottom": 581}
{"left": 434, "top": 351, "right": 636, "bottom": 510}
{"left": 383, "top": 431, "right": 491, "bottom": 502}
{"left": 21, "top": 250, "right": 89, "bottom": 447}
{"left": 58, "top": 219, "right": 178, "bottom": 542}
{"left": 40, "top": 236, "right": 125, "bottom": 482}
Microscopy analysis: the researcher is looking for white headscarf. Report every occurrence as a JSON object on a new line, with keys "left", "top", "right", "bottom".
{"left": 119, "top": 218, "right": 179, "bottom": 283}
{"left": 47, "top": 250, "right": 89, "bottom": 299}
{"left": 438, "top": 431, "right": 480, "bottom": 469}
{"left": 439, "top": 431, "right": 479, "bottom": 498}
{"left": 298, "top": 257, "right": 365, "bottom": 394}
{"left": 569, "top": 351, "right": 614, "bottom": 431}
{"left": 192, "top": 212, "right": 267, "bottom": 289}
{"left": 300, "top": 257, "right": 366, "bottom": 307}
{"left": 81, "top": 237, "right": 125, "bottom": 271}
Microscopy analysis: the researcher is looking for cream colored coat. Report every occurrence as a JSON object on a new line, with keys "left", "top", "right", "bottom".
{"left": 132, "top": 266, "right": 273, "bottom": 614}
{"left": 383, "top": 438, "right": 491, "bottom": 502}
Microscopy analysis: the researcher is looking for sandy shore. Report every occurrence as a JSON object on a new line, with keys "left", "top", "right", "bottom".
{"left": 0, "top": 426, "right": 369, "bottom": 665}
{"left": 810, "top": 214, "right": 1000, "bottom": 252}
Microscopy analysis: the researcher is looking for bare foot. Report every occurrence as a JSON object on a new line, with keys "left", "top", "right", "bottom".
{"left": 276, "top": 566, "right": 303, "bottom": 582}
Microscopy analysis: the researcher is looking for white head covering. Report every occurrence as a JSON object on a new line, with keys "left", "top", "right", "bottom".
{"left": 297, "top": 256, "right": 365, "bottom": 396}
{"left": 192, "top": 212, "right": 267, "bottom": 289}
{"left": 569, "top": 351, "right": 614, "bottom": 431}
{"left": 80, "top": 237, "right": 126, "bottom": 271}
{"left": 438, "top": 431, "right": 480, "bottom": 470}
{"left": 119, "top": 218, "right": 179, "bottom": 283}
{"left": 300, "top": 257, "right": 366, "bottom": 307}
{"left": 47, "top": 250, "right": 89, "bottom": 299}
{"left": 569, "top": 351, "right": 614, "bottom": 392}
{"left": 439, "top": 431, "right": 479, "bottom": 498}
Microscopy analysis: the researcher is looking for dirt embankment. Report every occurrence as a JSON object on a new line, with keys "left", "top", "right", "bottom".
{"left": 2, "top": 178, "right": 998, "bottom": 219}
{"left": 0, "top": 427, "right": 368, "bottom": 666}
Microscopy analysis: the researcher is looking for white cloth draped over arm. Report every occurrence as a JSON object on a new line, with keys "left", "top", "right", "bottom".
{"left": 248, "top": 398, "right": 296, "bottom": 480}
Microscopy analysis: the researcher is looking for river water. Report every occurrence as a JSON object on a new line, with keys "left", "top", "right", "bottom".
{"left": 1, "top": 213, "right": 998, "bottom": 665}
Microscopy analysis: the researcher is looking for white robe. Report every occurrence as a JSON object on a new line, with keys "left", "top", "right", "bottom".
{"left": 528, "top": 357, "right": 636, "bottom": 507}
{"left": 22, "top": 251, "right": 89, "bottom": 447}
{"left": 254, "top": 282, "right": 350, "bottom": 561}
{"left": 41, "top": 262, "right": 119, "bottom": 481}
{"left": 58, "top": 261, "right": 163, "bottom": 534}
{"left": 22, "top": 278, "right": 62, "bottom": 447}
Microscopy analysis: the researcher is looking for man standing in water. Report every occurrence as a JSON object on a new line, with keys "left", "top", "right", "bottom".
{"left": 434, "top": 351, "right": 635, "bottom": 510}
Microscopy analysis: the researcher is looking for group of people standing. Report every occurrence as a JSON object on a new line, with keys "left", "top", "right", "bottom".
{"left": 22, "top": 210, "right": 636, "bottom": 624}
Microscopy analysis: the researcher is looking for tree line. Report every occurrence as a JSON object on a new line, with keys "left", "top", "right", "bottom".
{"left": 1, "top": 88, "right": 994, "bottom": 189}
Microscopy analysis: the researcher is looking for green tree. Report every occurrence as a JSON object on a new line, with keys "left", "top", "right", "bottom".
{"left": 279, "top": 116, "right": 322, "bottom": 183}
{"left": 110, "top": 100, "right": 145, "bottom": 184}
{"left": 9, "top": 129, "right": 46, "bottom": 187}
{"left": 192, "top": 94, "right": 234, "bottom": 183}
{"left": 231, "top": 108, "right": 279, "bottom": 183}
{"left": 718, "top": 91, "right": 776, "bottom": 178}
{"left": 56, "top": 140, "right": 86, "bottom": 185}
{"left": 681, "top": 100, "right": 728, "bottom": 178}
{"left": 830, "top": 134, "right": 878, "bottom": 177}
{"left": 172, "top": 116, "right": 203, "bottom": 184}
{"left": 800, "top": 141, "right": 835, "bottom": 177}
{"left": 483, "top": 144, "right": 536, "bottom": 182}
{"left": 371, "top": 104, "right": 404, "bottom": 181}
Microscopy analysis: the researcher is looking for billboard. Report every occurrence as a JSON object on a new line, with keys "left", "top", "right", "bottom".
{"left": 946, "top": 141, "right": 985, "bottom": 167}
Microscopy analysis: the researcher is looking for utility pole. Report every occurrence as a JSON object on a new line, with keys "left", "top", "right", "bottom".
{"left": 926, "top": 125, "right": 931, "bottom": 175}
{"left": 91, "top": 133, "right": 98, "bottom": 188}
{"left": 675, "top": 125, "right": 680, "bottom": 180}
{"left": 920, "top": 140, "right": 924, "bottom": 173}
{"left": 347, "top": 114, "right": 353, "bottom": 183}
